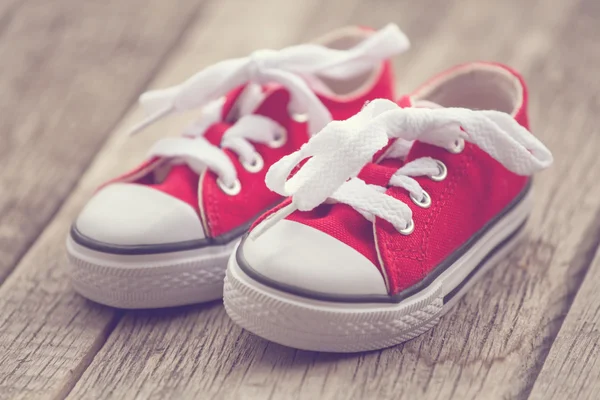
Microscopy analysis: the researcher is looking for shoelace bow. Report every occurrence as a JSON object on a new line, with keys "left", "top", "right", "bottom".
{"left": 253, "top": 98, "right": 553, "bottom": 237}
{"left": 126, "top": 25, "right": 409, "bottom": 189}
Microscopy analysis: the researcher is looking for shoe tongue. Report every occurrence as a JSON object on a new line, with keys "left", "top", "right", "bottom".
{"left": 251, "top": 85, "right": 291, "bottom": 127}
{"left": 149, "top": 85, "right": 293, "bottom": 208}
{"left": 396, "top": 94, "right": 413, "bottom": 108}
{"left": 357, "top": 158, "right": 404, "bottom": 186}
{"left": 204, "top": 84, "right": 290, "bottom": 145}
{"left": 201, "top": 86, "right": 246, "bottom": 145}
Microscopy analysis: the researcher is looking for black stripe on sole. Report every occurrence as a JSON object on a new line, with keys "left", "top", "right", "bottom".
{"left": 69, "top": 200, "right": 283, "bottom": 256}
{"left": 237, "top": 180, "right": 532, "bottom": 304}
{"left": 443, "top": 218, "right": 527, "bottom": 303}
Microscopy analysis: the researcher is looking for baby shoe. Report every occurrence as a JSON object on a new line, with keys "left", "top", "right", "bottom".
{"left": 66, "top": 24, "right": 409, "bottom": 309}
{"left": 224, "top": 62, "right": 553, "bottom": 352}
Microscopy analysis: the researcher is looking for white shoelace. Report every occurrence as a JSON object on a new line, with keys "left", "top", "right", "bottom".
{"left": 254, "top": 98, "right": 553, "bottom": 236}
{"left": 127, "top": 25, "right": 410, "bottom": 190}
{"left": 146, "top": 87, "right": 286, "bottom": 190}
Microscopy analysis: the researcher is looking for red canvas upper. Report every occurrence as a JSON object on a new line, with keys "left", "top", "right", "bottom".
{"left": 104, "top": 59, "right": 396, "bottom": 238}
{"left": 376, "top": 133, "right": 528, "bottom": 293}
{"left": 253, "top": 62, "right": 533, "bottom": 296}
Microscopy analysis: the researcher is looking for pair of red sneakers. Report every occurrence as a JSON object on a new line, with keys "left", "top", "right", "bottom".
{"left": 66, "top": 24, "right": 553, "bottom": 352}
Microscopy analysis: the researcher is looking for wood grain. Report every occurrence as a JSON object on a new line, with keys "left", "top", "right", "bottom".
{"left": 66, "top": 0, "right": 600, "bottom": 399}
{"left": 0, "top": 0, "right": 210, "bottom": 398}
{"left": 0, "top": 0, "right": 206, "bottom": 284}
{"left": 0, "top": 0, "right": 335, "bottom": 398}
{"left": 2, "top": 0, "right": 600, "bottom": 399}
{"left": 527, "top": 1, "right": 600, "bottom": 386}
{"left": 527, "top": 248, "right": 600, "bottom": 400}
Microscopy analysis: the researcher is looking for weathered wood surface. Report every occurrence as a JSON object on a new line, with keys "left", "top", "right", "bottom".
{"left": 67, "top": 0, "right": 600, "bottom": 399}
{"left": 1, "top": 0, "right": 600, "bottom": 399}
{"left": 0, "top": 0, "right": 209, "bottom": 398}
{"left": 0, "top": 0, "right": 207, "bottom": 284}
{"left": 527, "top": 248, "right": 600, "bottom": 400}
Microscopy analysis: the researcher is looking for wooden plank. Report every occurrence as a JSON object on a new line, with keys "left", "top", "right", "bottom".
{"left": 0, "top": 0, "right": 212, "bottom": 398}
{"left": 0, "top": 0, "right": 206, "bottom": 284}
{"left": 527, "top": 251, "right": 600, "bottom": 400}
{"left": 526, "top": 5, "right": 600, "bottom": 396}
{"left": 0, "top": 0, "right": 341, "bottom": 398}
{"left": 65, "top": 0, "right": 594, "bottom": 399}
{"left": 3, "top": 1, "right": 596, "bottom": 400}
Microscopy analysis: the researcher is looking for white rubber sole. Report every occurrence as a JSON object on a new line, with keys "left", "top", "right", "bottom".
{"left": 224, "top": 190, "right": 532, "bottom": 352}
{"left": 67, "top": 237, "right": 239, "bottom": 309}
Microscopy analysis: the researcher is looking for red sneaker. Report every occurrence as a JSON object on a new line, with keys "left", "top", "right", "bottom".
{"left": 67, "top": 25, "right": 409, "bottom": 309}
{"left": 224, "top": 62, "right": 553, "bottom": 352}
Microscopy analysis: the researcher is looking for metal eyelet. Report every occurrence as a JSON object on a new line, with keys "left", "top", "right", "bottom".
{"left": 217, "top": 178, "right": 241, "bottom": 196}
{"left": 448, "top": 138, "right": 465, "bottom": 154}
{"left": 430, "top": 160, "right": 447, "bottom": 182}
{"left": 398, "top": 219, "right": 415, "bottom": 235}
{"left": 291, "top": 113, "right": 309, "bottom": 124}
{"left": 410, "top": 190, "right": 432, "bottom": 209}
{"left": 241, "top": 153, "right": 264, "bottom": 173}
{"left": 268, "top": 130, "right": 287, "bottom": 148}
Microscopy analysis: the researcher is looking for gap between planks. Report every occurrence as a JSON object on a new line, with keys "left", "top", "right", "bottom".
{"left": 0, "top": 0, "right": 203, "bottom": 286}
{"left": 525, "top": 2, "right": 600, "bottom": 393}
{"left": 0, "top": 0, "right": 211, "bottom": 398}
{"left": 68, "top": 0, "right": 600, "bottom": 399}
{"left": 1, "top": 0, "right": 600, "bottom": 399}
{"left": 0, "top": 0, "right": 345, "bottom": 398}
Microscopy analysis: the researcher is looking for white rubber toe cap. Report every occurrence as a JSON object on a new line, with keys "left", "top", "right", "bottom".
{"left": 74, "top": 183, "right": 205, "bottom": 246}
{"left": 241, "top": 220, "right": 388, "bottom": 297}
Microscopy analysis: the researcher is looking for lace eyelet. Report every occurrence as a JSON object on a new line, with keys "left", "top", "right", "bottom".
{"left": 268, "top": 130, "right": 287, "bottom": 148}
{"left": 217, "top": 178, "right": 241, "bottom": 196}
{"left": 398, "top": 219, "right": 415, "bottom": 235}
{"left": 241, "top": 153, "right": 264, "bottom": 173}
{"left": 430, "top": 160, "right": 447, "bottom": 181}
{"left": 410, "top": 190, "right": 432, "bottom": 208}
{"left": 291, "top": 113, "right": 309, "bottom": 124}
{"left": 448, "top": 138, "right": 465, "bottom": 154}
